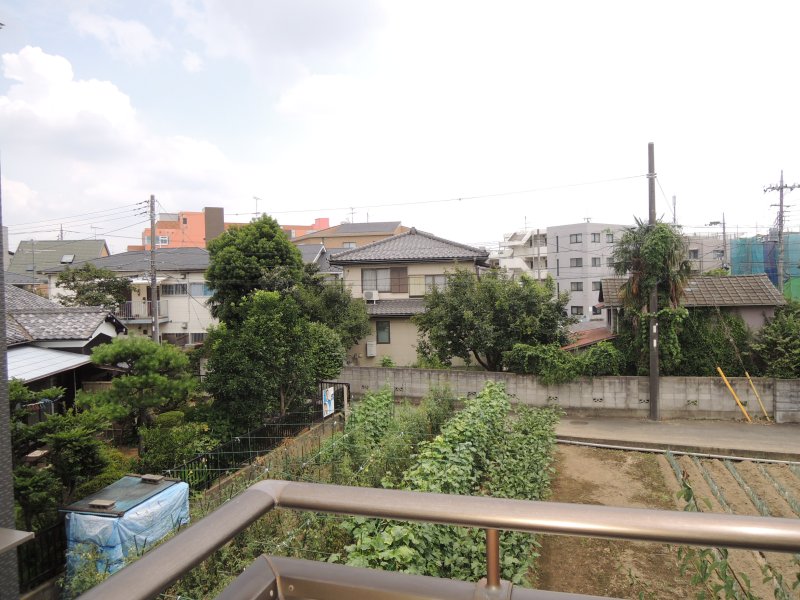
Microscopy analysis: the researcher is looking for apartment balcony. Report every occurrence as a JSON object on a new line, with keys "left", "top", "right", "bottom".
{"left": 79, "top": 480, "right": 800, "bottom": 600}
{"left": 113, "top": 300, "right": 169, "bottom": 325}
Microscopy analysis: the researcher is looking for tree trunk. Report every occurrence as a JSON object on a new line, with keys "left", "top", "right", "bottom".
{"left": 279, "top": 388, "right": 286, "bottom": 416}
{"left": 472, "top": 351, "right": 490, "bottom": 371}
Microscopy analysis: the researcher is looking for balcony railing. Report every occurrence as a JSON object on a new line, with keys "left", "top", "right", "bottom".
{"left": 113, "top": 300, "right": 165, "bottom": 320}
{"left": 78, "top": 480, "right": 800, "bottom": 600}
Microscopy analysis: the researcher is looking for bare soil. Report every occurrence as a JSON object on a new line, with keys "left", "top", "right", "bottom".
{"left": 535, "top": 444, "right": 800, "bottom": 599}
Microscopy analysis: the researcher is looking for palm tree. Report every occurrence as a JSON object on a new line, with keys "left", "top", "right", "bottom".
{"left": 612, "top": 218, "right": 691, "bottom": 321}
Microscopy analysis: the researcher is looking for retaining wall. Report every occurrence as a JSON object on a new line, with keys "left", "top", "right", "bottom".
{"left": 340, "top": 367, "right": 800, "bottom": 423}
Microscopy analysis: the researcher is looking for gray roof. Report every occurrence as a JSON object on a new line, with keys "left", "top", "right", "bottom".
{"left": 296, "top": 244, "right": 325, "bottom": 264}
{"left": 330, "top": 228, "right": 489, "bottom": 265}
{"left": 601, "top": 274, "right": 787, "bottom": 308}
{"left": 4, "top": 271, "right": 45, "bottom": 285}
{"left": 9, "top": 240, "right": 110, "bottom": 275}
{"left": 294, "top": 221, "right": 404, "bottom": 241}
{"left": 41, "top": 247, "right": 209, "bottom": 274}
{"left": 5, "top": 284, "right": 124, "bottom": 345}
{"left": 366, "top": 298, "right": 426, "bottom": 317}
{"left": 7, "top": 345, "right": 92, "bottom": 382}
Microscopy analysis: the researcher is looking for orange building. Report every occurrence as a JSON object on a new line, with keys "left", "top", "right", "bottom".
{"left": 129, "top": 210, "right": 331, "bottom": 251}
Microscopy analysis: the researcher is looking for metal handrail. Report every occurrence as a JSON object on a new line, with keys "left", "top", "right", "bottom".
{"left": 78, "top": 480, "right": 800, "bottom": 600}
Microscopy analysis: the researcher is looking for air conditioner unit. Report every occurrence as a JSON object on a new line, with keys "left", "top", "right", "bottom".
{"left": 364, "top": 290, "right": 380, "bottom": 303}
{"left": 180, "top": 322, "right": 188, "bottom": 329}
{"left": 365, "top": 341, "right": 377, "bottom": 357}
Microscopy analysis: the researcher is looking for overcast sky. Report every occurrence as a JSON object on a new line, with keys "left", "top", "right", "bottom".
{"left": 1, "top": 1, "right": 799, "bottom": 253}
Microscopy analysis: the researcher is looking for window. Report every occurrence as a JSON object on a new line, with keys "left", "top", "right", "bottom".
{"left": 592, "top": 306, "right": 602, "bottom": 315}
{"left": 570, "top": 233, "right": 582, "bottom": 244}
{"left": 713, "top": 249, "right": 724, "bottom": 259}
{"left": 158, "top": 236, "right": 169, "bottom": 245}
{"left": 570, "top": 282, "right": 583, "bottom": 292}
{"left": 591, "top": 257, "right": 601, "bottom": 267}
{"left": 342, "top": 242, "right": 357, "bottom": 249}
{"left": 376, "top": 320, "right": 390, "bottom": 344}
{"left": 570, "top": 258, "right": 583, "bottom": 268}
{"left": 592, "top": 281, "right": 601, "bottom": 291}
{"left": 425, "top": 274, "right": 447, "bottom": 293}
{"left": 571, "top": 306, "right": 584, "bottom": 315}
{"left": 591, "top": 233, "right": 600, "bottom": 243}
{"left": 689, "top": 249, "right": 699, "bottom": 259}
{"left": 182, "top": 217, "right": 188, "bottom": 225}
{"left": 60, "top": 254, "right": 75, "bottom": 264}
{"left": 606, "top": 257, "right": 614, "bottom": 267}
{"left": 189, "top": 282, "right": 211, "bottom": 296}
{"left": 362, "top": 268, "right": 391, "bottom": 292}
{"left": 161, "top": 283, "right": 188, "bottom": 296}
{"left": 190, "top": 332, "right": 207, "bottom": 344}
{"left": 606, "top": 233, "right": 614, "bottom": 243}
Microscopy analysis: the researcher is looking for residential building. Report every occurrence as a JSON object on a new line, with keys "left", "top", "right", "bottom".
{"left": 281, "top": 217, "right": 330, "bottom": 240}
{"left": 546, "top": 222, "right": 629, "bottom": 322}
{"left": 8, "top": 239, "right": 110, "bottom": 279}
{"left": 5, "top": 283, "right": 126, "bottom": 397}
{"left": 490, "top": 229, "right": 549, "bottom": 280}
{"left": 685, "top": 233, "right": 728, "bottom": 274}
{"left": 600, "top": 274, "right": 785, "bottom": 333}
{"left": 295, "top": 244, "right": 342, "bottom": 279}
{"left": 329, "top": 228, "right": 489, "bottom": 367}
{"left": 293, "top": 221, "right": 409, "bottom": 250}
{"left": 42, "top": 247, "right": 214, "bottom": 347}
{"left": 128, "top": 207, "right": 226, "bottom": 251}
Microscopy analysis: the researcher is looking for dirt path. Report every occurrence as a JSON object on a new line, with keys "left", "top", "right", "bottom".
{"left": 536, "top": 444, "right": 800, "bottom": 599}
{"left": 535, "top": 445, "right": 696, "bottom": 598}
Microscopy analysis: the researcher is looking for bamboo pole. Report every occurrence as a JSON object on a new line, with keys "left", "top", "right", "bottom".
{"left": 744, "top": 371, "right": 770, "bottom": 421}
{"left": 717, "top": 366, "right": 752, "bottom": 423}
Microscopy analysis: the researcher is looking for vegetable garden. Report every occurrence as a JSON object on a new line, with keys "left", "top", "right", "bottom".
{"left": 162, "top": 381, "right": 561, "bottom": 598}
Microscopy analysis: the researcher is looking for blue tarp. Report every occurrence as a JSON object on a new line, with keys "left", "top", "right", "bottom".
{"left": 65, "top": 481, "right": 189, "bottom": 575}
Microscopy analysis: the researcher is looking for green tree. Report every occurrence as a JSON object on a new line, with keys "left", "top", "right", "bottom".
{"left": 413, "top": 269, "right": 573, "bottom": 371}
{"left": 205, "top": 291, "right": 345, "bottom": 430}
{"left": 293, "top": 265, "right": 370, "bottom": 347}
{"left": 14, "top": 466, "right": 62, "bottom": 530}
{"left": 611, "top": 219, "right": 692, "bottom": 374}
{"left": 612, "top": 219, "right": 692, "bottom": 314}
{"left": 77, "top": 337, "right": 196, "bottom": 440}
{"left": 56, "top": 264, "right": 132, "bottom": 310}
{"left": 206, "top": 215, "right": 304, "bottom": 323}
{"left": 752, "top": 301, "right": 800, "bottom": 378}
{"left": 46, "top": 423, "right": 107, "bottom": 498}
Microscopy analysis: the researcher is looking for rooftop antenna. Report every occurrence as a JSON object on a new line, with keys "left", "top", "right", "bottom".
{"left": 583, "top": 217, "right": 591, "bottom": 223}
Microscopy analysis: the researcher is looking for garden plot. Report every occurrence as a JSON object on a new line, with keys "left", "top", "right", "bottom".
{"left": 537, "top": 445, "right": 800, "bottom": 599}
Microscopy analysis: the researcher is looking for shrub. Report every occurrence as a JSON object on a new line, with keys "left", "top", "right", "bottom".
{"left": 379, "top": 355, "right": 396, "bottom": 368}
{"left": 155, "top": 411, "right": 185, "bottom": 429}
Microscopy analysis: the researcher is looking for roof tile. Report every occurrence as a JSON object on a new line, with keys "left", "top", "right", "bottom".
{"left": 330, "top": 228, "right": 489, "bottom": 264}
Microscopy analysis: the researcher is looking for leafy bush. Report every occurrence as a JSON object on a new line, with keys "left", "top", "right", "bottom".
{"left": 379, "top": 355, "right": 396, "bottom": 368}
{"left": 74, "top": 446, "right": 136, "bottom": 500}
{"left": 155, "top": 411, "right": 185, "bottom": 429}
{"left": 505, "top": 341, "right": 623, "bottom": 383}
{"left": 752, "top": 301, "right": 800, "bottom": 378}
{"left": 138, "top": 423, "right": 218, "bottom": 474}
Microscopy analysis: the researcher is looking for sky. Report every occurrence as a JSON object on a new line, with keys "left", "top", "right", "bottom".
{"left": 1, "top": 1, "right": 800, "bottom": 254}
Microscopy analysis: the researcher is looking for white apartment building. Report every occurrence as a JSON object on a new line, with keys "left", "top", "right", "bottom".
{"left": 491, "top": 229, "right": 549, "bottom": 280}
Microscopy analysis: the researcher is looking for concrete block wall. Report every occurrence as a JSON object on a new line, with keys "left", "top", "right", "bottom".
{"left": 340, "top": 367, "right": 798, "bottom": 421}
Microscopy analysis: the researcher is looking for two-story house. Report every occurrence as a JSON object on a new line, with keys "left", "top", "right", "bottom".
{"left": 329, "top": 228, "right": 489, "bottom": 366}
{"left": 42, "top": 247, "right": 214, "bottom": 347}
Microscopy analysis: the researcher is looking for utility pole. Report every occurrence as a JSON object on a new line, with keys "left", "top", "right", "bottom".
{"left": 648, "top": 142, "right": 659, "bottom": 421}
{"left": 764, "top": 171, "right": 799, "bottom": 294}
{"left": 0, "top": 159, "right": 22, "bottom": 598}
{"left": 672, "top": 195, "right": 676, "bottom": 226}
{"left": 149, "top": 194, "right": 160, "bottom": 343}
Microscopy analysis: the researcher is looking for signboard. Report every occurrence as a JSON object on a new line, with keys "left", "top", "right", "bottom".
{"left": 322, "top": 386, "right": 335, "bottom": 418}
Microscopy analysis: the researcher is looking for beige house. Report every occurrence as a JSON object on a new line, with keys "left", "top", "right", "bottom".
{"left": 43, "top": 247, "right": 215, "bottom": 347}
{"left": 293, "top": 221, "right": 409, "bottom": 250}
{"left": 600, "top": 274, "right": 786, "bottom": 332}
{"left": 329, "top": 228, "right": 489, "bottom": 366}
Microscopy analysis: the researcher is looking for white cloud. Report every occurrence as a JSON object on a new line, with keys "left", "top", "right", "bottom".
{"left": 70, "top": 12, "right": 170, "bottom": 64}
{"left": 182, "top": 50, "right": 203, "bottom": 73}
{"left": 0, "top": 47, "right": 253, "bottom": 252}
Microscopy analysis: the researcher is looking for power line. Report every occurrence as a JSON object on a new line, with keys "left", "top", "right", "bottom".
{"left": 7, "top": 201, "right": 144, "bottom": 228}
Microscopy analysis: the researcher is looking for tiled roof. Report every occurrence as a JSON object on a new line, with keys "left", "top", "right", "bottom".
{"left": 8, "top": 240, "right": 109, "bottom": 275}
{"left": 41, "top": 247, "right": 209, "bottom": 274}
{"left": 330, "top": 228, "right": 489, "bottom": 264}
{"left": 366, "top": 298, "right": 426, "bottom": 317}
{"left": 5, "top": 284, "right": 59, "bottom": 310}
{"left": 562, "top": 328, "right": 616, "bottom": 351}
{"left": 600, "top": 274, "right": 786, "bottom": 308}
{"left": 4, "top": 271, "right": 45, "bottom": 285}
{"left": 4, "top": 284, "right": 123, "bottom": 345}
